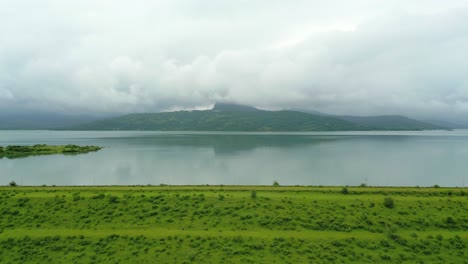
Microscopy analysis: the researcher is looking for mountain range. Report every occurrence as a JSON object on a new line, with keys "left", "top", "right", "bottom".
{"left": 1, "top": 103, "right": 463, "bottom": 131}
{"left": 63, "top": 103, "right": 446, "bottom": 131}
{"left": 0, "top": 112, "right": 108, "bottom": 130}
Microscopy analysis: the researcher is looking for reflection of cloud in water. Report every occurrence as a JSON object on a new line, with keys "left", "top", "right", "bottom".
{"left": 1, "top": 131, "right": 467, "bottom": 187}
{"left": 101, "top": 134, "right": 349, "bottom": 156}
{"left": 115, "top": 165, "right": 132, "bottom": 183}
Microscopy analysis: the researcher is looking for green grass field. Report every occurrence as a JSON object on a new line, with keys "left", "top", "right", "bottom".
{"left": 0, "top": 186, "right": 466, "bottom": 263}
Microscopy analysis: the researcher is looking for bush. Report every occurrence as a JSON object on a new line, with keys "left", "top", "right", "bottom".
{"left": 251, "top": 191, "right": 257, "bottom": 199}
{"left": 9, "top": 181, "right": 17, "bottom": 187}
{"left": 273, "top": 180, "right": 280, "bottom": 187}
{"left": 383, "top": 196, "right": 394, "bottom": 209}
{"left": 446, "top": 217, "right": 456, "bottom": 225}
{"left": 108, "top": 195, "right": 119, "bottom": 204}
{"left": 73, "top": 194, "right": 81, "bottom": 201}
{"left": 91, "top": 193, "right": 105, "bottom": 199}
{"left": 341, "top": 187, "right": 349, "bottom": 195}
{"left": 433, "top": 184, "right": 440, "bottom": 188}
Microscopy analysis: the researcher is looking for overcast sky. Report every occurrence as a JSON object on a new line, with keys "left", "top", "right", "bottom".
{"left": 1, "top": 1, "right": 468, "bottom": 119}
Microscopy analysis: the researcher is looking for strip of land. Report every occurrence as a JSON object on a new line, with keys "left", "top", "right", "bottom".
{"left": 0, "top": 144, "right": 102, "bottom": 159}
{"left": 0, "top": 186, "right": 466, "bottom": 263}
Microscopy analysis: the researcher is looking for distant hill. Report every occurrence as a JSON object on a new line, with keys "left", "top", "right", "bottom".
{"left": 424, "top": 119, "right": 468, "bottom": 129}
{"left": 296, "top": 109, "right": 445, "bottom": 130}
{"left": 3, "top": 103, "right": 450, "bottom": 131}
{"left": 68, "top": 106, "right": 368, "bottom": 131}
{"left": 335, "top": 115, "right": 444, "bottom": 130}
{"left": 0, "top": 112, "right": 108, "bottom": 130}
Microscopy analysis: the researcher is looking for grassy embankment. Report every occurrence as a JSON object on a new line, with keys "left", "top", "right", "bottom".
{"left": 0, "top": 186, "right": 466, "bottom": 263}
{"left": 0, "top": 145, "right": 102, "bottom": 159}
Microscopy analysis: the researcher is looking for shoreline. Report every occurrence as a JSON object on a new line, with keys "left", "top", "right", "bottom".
{"left": 2, "top": 185, "right": 466, "bottom": 189}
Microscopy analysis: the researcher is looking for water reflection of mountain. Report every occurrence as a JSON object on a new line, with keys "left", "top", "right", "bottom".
{"left": 105, "top": 134, "right": 351, "bottom": 155}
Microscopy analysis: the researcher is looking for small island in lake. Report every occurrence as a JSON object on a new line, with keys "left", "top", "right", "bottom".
{"left": 0, "top": 144, "right": 103, "bottom": 159}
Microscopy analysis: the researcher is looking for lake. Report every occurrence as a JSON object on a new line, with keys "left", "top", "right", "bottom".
{"left": 1, "top": 130, "right": 467, "bottom": 187}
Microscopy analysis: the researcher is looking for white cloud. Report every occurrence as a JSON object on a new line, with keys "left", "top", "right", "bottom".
{"left": 0, "top": 0, "right": 467, "bottom": 120}
{"left": 0, "top": 88, "right": 14, "bottom": 100}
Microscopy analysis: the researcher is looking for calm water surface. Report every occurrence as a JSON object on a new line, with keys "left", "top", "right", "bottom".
{"left": 1, "top": 130, "right": 467, "bottom": 187}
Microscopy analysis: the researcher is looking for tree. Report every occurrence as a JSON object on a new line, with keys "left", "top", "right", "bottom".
{"left": 9, "top": 181, "right": 17, "bottom": 187}
{"left": 272, "top": 180, "right": 280, "bottom": 187}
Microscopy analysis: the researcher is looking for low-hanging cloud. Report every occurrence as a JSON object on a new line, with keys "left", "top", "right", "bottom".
{"left": 1, "top": 0, "right": 468, "bottom": 120}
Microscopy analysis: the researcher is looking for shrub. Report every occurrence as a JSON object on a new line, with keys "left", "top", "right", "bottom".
{"left": 91, "top": 193, "right": 105, "bottom": 199}
{"left": 9, "top": 181, "right": 17, "bottom": 187}
{"left": 273, "top": 180, "right": 280, "bottom": 187}
{"left": 383, "top": 223, "right": 399, "bottom": 241}
{"left": 73, "top": 194, "right": 81, "bottom": 202}
{"left": 218, "top": 194, "right": 225, "bottom": 201}
{"left": 433, "top": 184, "right": 440, "bottom": 188}
{"left": 251, "top": 191, "right": 257, "bottom": 199}
{"left": 446, "top": 217, "right": 456, "bottom": 225}
{"left": 383, "top": 196, "right": 394, "bottom": 209}
{"left": 341, "top": 187, "right": 349, "bottom": 195}
{"left": 108, "top": 195, "right": 119, "bottom": 204}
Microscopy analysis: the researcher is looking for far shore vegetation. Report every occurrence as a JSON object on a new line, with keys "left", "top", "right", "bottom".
{"left": 0, "top": 185, "right": 466, "bottom": 263}
{"left": 0, "top": 144, "right": 102, "bottom": 159}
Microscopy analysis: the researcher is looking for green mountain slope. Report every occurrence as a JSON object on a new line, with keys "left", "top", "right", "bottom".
{"left": 336, "top": 115, "right": 444, "bottom": 130}
{"left": 296, "top": 109, "right": 445, "bottom": 130}
{"left": 69, "top": 109, "right": 368, "bottom": 131}
{"left": 66, "top": 103, "right": 448, "bottom": 131}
